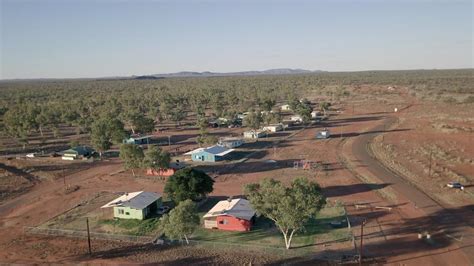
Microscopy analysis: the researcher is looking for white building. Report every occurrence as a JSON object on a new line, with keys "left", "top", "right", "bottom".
{"left": 218, "top": 137, "right": 244, "bottom": 148}
{"left": 262, "top": 124, "right": 283, "bottom": 132}
{"left": 243, "top": 130, "right": 267, "bottom": 139}
{"left": 311, "top": 110, "right": 321, "bottom": 119}
{"left": 280, "top": 104, "right": 291, "bottom": 111}
{"left": 290, "top": 115, "right": 303, "bottom": 123}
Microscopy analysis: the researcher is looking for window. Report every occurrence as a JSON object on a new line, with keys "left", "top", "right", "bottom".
{"left": 118, "top": 209, "right": 124, "bottom": 214}
{"left": 126, "top": 212, "right": 130, "bottom": 215}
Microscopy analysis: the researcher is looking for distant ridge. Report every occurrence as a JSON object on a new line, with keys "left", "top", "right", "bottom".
{"left": 138, "top": 68, "right": 322, "bottom": 78}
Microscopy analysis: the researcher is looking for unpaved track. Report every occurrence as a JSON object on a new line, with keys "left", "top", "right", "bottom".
{"left": 351, "top": 114, "right": 474, "bottom": 263}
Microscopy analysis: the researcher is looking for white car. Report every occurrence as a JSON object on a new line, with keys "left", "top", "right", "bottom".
{"left": 447, "top": 182, "right": 464, "bottom": 190}
{"left": 26, "top": 153, "right": 36, "bottom": 158}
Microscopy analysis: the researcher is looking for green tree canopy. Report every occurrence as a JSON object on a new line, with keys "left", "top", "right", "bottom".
{"left": 164, "top": 168, "right": 214, "bottom": 203}
{"left": 142, "top": 145, "right": 171, "bottom": 170}
{"left": 160, "top": 199, "right": 200, "bottom": 244}
{"left": 91, "top": 117, "right": 127, "bottom": 156}
{"left": 243, "top": 110, "right": 263, "bottom": 130}
{"left": 119, "top": 143, "right": 144, "bottom": 176}
{"left": 244, "top": 177, "right": 326, "bottom": 249}
{"left": 295, "top": 101, "right": 312, "bottom": 123}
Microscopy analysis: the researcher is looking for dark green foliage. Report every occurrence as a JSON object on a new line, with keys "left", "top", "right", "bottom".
{"left": 119, "top": 143, "right": 145, "bottom": 176}
{"left": 160, "top": 199, "right": 200, "bottom": 244}
{"left": 142, "top": 145, "right": 171, "bottom": 170}
{"left": 243, "top": 110, "right": 263, "bottom": 130}
{"left": 91, "top": 117, "right": 127, "bottom": 155}
{"left": 244, "top": 177, "right": 326, "bottom": 249}
{"left": 164, "top": 168, "right": 214, "bottom": 203}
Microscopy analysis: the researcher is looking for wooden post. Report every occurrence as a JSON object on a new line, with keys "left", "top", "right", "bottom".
{"left": 86, "top": 217, "right": 92, "bottom": 255}
{"left": 359, "top": 219, "right": 367, "bottom": 266}
{"left": 168, "top": 135, "right": 171, "bottom": 146}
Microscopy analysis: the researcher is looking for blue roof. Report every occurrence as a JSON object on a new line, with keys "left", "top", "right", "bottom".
{"left": 203, "top": 145, "right": 230, "bottom": 155}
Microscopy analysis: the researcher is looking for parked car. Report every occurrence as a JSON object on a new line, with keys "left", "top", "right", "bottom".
{"left": 26, "top": 153, "right": 36, "bottom": 158}
{"left": 157, "top": 206, "right": 170, "bottom": 215}
{"left": 447, "top": 182, "right": 464, "bottom": 190}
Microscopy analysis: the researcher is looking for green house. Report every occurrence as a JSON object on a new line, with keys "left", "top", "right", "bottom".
{"left": 101, "top": 191, "right": 162, "bottom": 220}
{"left": 62, "top": 146, "right": 94, "bottom": 160}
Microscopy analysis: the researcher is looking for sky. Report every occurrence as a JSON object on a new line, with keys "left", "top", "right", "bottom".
{"left": 0, "top": 0, "right": 472, "bottom": 79}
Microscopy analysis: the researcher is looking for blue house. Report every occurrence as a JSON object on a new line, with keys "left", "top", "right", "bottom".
{"left": 185, "top": 145, "right": 234, "bottom": 162}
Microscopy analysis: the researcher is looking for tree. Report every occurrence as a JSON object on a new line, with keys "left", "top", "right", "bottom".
{"left": 119, "top": 144, "right": 145, "bottom": 176}
{"left": 319, "top": 102, "right": 331, "bottom": 116}
{"left": 91, "top": 117, "right": 127, "bottom": 157}
{"left": 123, "top": 110, "right": 155, "bottom": 134}
{"left": 160, "top": 199, "right": 200, "bottom": 244}
{"left": 142, "top": 145, "right": 171, "bottom": 171}
{"left": 295, "top": 101, "right": 312, "bottom": 124}
{"left": 262, "top": 111, "right": 281, "bottom": 126}
{"left": 3, "top": 104, "right": 38, "bottom": 149}
{"left": 195, "top": 115, "right": 218, "bottom": 147}
{"left": 243, "top": 110, "right": 263, "bottom": 131}
{"left": 244, "top": 177, "right": 326, "bottom": 249}
{"left": 164, "top": 168, "right": 214, "bottom": 203}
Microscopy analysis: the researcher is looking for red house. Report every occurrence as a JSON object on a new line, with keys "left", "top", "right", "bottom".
{"left": 145, "top": 161, "right": 185, "bottom": 178}
{"left": 203, "top": 198, "right": 256, "bottom": 232}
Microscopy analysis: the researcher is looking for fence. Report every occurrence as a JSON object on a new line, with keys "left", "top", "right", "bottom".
{"left": 24, "top": 226, "right": 154, "bottom": 243}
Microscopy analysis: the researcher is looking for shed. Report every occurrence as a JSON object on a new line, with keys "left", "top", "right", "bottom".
{"left": 123, "top": 135, "right": 152, "bottom": 145}
{"left": 280, "top": 104, "right": 291, "bottom": 111}
{"left": 62, "top": 146, "right": 94, "bottom": 160}
{"left": 101, "top": 191, "right": 162, "bottom": 220}
{"left": 185, "top": 145, "right": 234, "bottom": 162}
{"left": 311, "top": 110, "right": 321, "bottom": 119}
{"left": 243, "top": 130, "right": 267, "bottom": 139}
{"left": 218, "top": 137, "right": 244, "bottom": 148}
{"left": 290, "top": 115, "right": 303, "bottom": 123}
{"left": 263, "top": 124, "right": 283, "bottom": 132}
{"left": 203, "top": 198, "right": 256, "bottom": 232}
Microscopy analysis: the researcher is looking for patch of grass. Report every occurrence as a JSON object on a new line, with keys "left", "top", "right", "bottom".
{"left": 99, "top": 217, "right": 161, "bottom": 236}
{"left": 193, "top": 205, "right": 349, "bottom": 250}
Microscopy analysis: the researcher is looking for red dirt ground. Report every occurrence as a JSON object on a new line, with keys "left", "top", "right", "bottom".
{"left": 0, "top": 86, "right": 472, "bottom": 265}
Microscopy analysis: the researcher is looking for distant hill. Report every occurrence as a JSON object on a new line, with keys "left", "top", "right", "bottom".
{"left": 147, "top": 68, "right": 321, "bottom": 78}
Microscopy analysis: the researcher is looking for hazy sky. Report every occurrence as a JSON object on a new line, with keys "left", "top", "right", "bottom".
{"left": 1, "top": 0, "right": 472, "bottom": 79}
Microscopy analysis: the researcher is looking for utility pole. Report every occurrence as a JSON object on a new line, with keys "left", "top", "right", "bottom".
{"left": 168, "top": 135, "right": 171, "bottom": 146}
{"left": 359, "top": 219, "right": 367, "bottom": 266}
{"left": 86, "top": 217, "right": 92, "bottom": 255}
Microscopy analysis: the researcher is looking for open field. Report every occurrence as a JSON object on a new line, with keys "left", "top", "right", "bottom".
{"left": 0, "top": 70, "right": 473, "bottom": 264}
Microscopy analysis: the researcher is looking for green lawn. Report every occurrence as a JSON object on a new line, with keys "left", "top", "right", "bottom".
{"left": 192, "top": 200, "right": 350, "bottom": 250}
{"left": 98, "top": 216, "right": 162, "bottom": 236}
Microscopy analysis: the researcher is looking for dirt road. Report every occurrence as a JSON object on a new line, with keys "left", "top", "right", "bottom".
{"left": 351, "top": 114, "right": 474, "bottom": 263}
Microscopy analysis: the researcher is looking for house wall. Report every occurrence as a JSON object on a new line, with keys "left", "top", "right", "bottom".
{"left": 220, "top": 140, "right": 243, "bottom": 148}
{"left": 216, "top": 215, "right": 252, "bottom": 232}
{"left": 113, "top": 206, "right": 144, "bottom": 220}
{"left": 146, "top": 168, "right": 176, "bottom": 177}
{"left": 192, "top": 151, "right": 216, "bottom": 162}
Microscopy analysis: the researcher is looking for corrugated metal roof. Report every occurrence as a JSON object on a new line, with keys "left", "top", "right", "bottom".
{"left": 101, "top": 191, "right": 161, "bottom": 210}
{"left": 185, "top": 145, "right": 234, "bottom": 156}
{"left": 203, "top": 198, "right": 256, "bottom": 221}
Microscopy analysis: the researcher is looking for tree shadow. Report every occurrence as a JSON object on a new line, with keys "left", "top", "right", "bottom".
{"left": 323, "top": 183, "right": 391, "bottom": 198}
